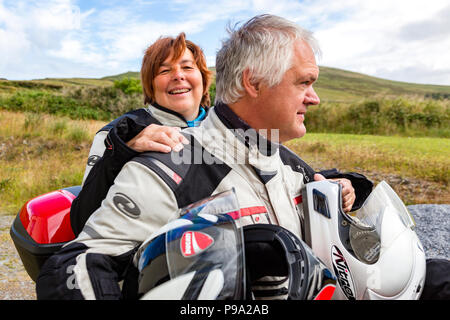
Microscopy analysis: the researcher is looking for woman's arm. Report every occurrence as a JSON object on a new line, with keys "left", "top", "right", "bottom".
{"left": 70, "top": 113, "right": 187, "bottom": 236}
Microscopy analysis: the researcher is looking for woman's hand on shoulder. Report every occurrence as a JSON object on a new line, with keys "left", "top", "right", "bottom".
{"left": 126, "top": 124, "right": 189, "bottom": 153}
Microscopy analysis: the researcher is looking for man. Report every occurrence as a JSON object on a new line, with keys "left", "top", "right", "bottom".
{"left": 36, "top": 14, "right": 371, "bottom": 300}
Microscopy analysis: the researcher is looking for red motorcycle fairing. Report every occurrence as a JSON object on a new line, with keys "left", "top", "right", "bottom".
{"left": 20, "top": 189, "right": 76, "bottom": 244}
{"left": 10, "top": 186, "right": 80, "bottom": 281}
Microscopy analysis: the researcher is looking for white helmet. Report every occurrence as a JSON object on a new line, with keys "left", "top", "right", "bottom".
{"left": 302, "top": 180, "right": 426, "bottom": 300}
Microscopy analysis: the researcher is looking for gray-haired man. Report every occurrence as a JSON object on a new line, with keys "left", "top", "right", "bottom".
{"left": 36, "top": 14, "right": 371, "bottom": 300}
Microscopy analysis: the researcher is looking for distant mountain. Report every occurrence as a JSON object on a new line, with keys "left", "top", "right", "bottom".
{"left": 100, "top": 67, "right": 450, "bottom": 102}
{"left": 2, "top": 66, "right": 449, "bottom": 103}
{"left": 315, "top": 66, "right": 450, "bottom": 102}
{"left": 101, "top": 71, "right": 140, "bottom": 81}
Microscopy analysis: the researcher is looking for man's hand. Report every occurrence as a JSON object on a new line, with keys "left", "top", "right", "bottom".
{"left": 126, "top": 124, "right": 189, "bottom": 153}
{"left": 332, "top": 178, "right": 355, "bottom": 213}
{"left": 314, "top": 174, "right": 356, "bottom": 213}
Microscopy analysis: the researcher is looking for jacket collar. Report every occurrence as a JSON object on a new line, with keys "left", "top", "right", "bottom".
{"left": 214, "top": 102, "right": 279, "bottom": 157}
{"left": 148, "top": 103, "right": 207, "bottom": 128}
{"left": 183, "top": 103, "right": 281, "bottom": 177}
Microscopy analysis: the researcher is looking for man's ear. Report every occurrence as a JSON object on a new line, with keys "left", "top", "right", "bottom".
{"left": 242, "top": 68, "right": 259, "bottom": 98}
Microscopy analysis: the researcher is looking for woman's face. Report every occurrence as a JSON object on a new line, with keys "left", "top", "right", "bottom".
{"left": 153, "top": 49, "right": 204, "bottom": 121}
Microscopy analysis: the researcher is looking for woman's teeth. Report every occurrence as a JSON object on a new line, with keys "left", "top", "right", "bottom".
{"left": 169, "top": 88, "right": 190, "bottom": 94}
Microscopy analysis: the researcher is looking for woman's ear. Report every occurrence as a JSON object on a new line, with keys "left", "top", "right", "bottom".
{"left": 242, "top": 68, "right": 259, "bottom": 98}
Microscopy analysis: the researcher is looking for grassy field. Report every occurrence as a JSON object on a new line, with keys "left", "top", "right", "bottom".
{"left": 286, "top": 133, "right": 449, "bottom": 182}
{"left": 285, "top": 133, "right": 450, "bottom": 205}
{"left": 0, "top": 109, "right": 448, "bottom": 215}
{"left": 0, "top": 110, "right": 106, "bottom": 214}
{"left": 0, "top": 66, "right": 449, "bottom": 213}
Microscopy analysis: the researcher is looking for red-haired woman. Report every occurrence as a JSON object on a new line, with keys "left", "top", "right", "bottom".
{"left": 70, "top": 33, "right": 213, "bottom": 235}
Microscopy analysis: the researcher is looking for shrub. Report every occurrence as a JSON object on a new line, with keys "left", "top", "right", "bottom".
{"left": 209, "top": 82, "right": 216, "bottom": 106}
{"left": 305, "top": 97, "right": 449, "bottom": 137}
{"left": 0, "top": 86, "right": 142, "bottom": 121}
{"left": 114, "top": 78, "right": 143, "bottom": 95}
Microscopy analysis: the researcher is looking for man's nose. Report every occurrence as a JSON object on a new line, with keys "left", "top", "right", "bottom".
{"left": 305, "top": 87, "right": 320, "bottom": 106}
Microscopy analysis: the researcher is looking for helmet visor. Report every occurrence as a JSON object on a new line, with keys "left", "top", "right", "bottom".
{"left": 344, "top": 181, "right": 415, "bottom": 264}
{"left": 165, "top": 189, "right": 245, "bottom": 299}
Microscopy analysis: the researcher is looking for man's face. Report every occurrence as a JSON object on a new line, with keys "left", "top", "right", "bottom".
{"left": 253, "top": 40, "right": 320, "bottom": 142}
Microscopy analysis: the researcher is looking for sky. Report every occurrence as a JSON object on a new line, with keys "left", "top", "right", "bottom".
{"left": 1, "top": 0, "right": 449, "bottom": 85}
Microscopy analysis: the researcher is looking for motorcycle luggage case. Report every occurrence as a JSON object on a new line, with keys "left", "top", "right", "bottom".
{"left": 9, "top": 186, "right": 80, "bottom": 282}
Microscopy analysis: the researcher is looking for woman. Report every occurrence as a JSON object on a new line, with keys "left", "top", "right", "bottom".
{"left": 70, "top": 33, "right": 212, "bottom": 236}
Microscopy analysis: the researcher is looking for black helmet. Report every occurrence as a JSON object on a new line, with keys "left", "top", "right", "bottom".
{"left": 136, "top": 189, "right": 336, "bottom": 300}
{"left": 244, "top": 224, "right": 336, "bottom": 300}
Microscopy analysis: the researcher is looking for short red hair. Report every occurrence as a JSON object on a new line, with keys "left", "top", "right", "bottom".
{"left": 141, "top": 33, "right": 212, "bottom": 107}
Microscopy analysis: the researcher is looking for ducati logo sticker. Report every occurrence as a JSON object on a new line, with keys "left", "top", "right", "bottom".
{"left": 181, "top": 231, "right": 214, "bottom": 257}
{"left": 331, "top": 246, "right": 356, "bottom": 300}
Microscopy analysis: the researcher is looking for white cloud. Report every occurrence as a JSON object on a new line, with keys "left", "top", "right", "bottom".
{"left": 0, "top": 0, "right": 449, "bottom": 84}
{"left": 48, "top": 37, "right": 103, "bottom": 65}
{"left": 76, "top": 0, "right": 249, "bottom": 66}
{"left": 310, "top": 0, "right": 450, "bottom": 84}
{"left": 0, "top": 0, "right": 98, "bottom": 78}
{"left": 31, "top": 1, "right": 81, "bottom": 31}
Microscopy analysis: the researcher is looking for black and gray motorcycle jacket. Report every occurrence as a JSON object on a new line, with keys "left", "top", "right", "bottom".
{"left": 70, "top": 103, "right": 206, "bottom": 236}
{"left": 38, "top": 103, "right": 372, "bottom": 300}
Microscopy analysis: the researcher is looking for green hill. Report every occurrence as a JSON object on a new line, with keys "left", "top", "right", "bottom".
{"left": 101, "top": 71, "right": 140, "bottom": 81}
{"left": 99, "top": 66, "right": 450, "bottom": 102}
{"left": 315, "top": 66, "right": 450, "bottom": 102}
{"left": 2, "top": 66, "right": 449, "bottom": 102}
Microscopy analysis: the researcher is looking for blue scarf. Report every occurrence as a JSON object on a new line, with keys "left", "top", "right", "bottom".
{"left": 186, "top": 107, "right": 206, "bottom": 127}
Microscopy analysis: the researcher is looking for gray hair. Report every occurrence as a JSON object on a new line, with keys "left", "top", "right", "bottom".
{"left": 215, "top": 14, "right": 321, "bottom": 105}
